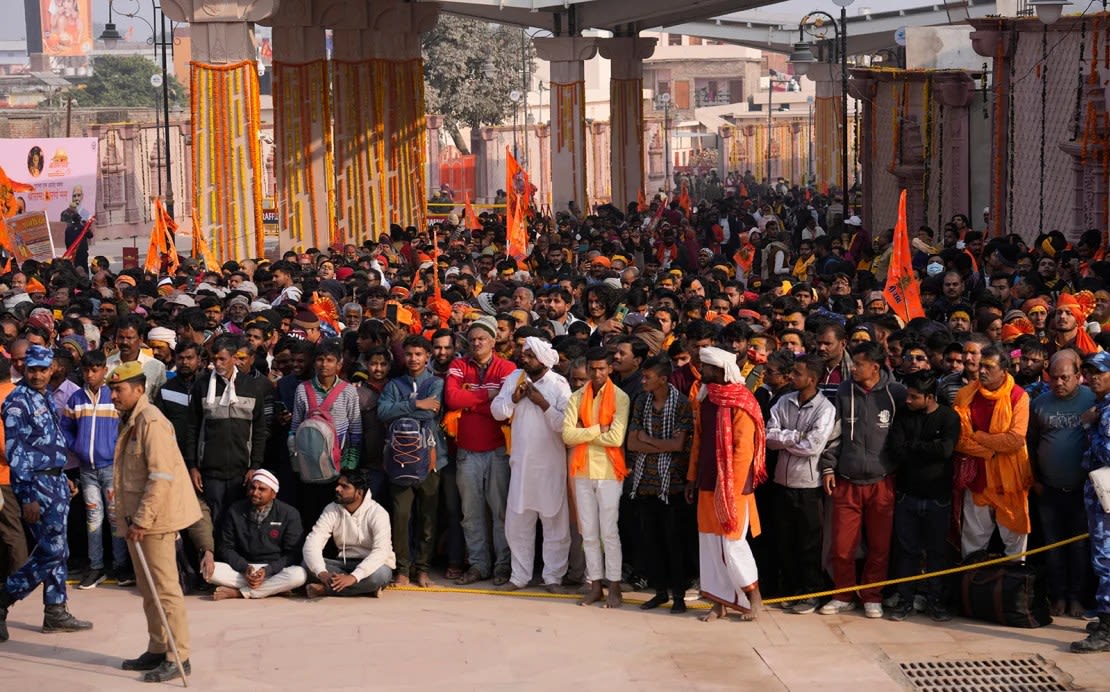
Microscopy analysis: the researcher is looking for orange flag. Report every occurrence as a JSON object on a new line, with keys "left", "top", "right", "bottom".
{"left": 739, "top": 183, "right": 748, "bottom": 198}
{"left": 637, "top": 188, "right": 647, "bottom": 213}
{"left": 505, "top": 147, "right": 529, "bottom": 260}
{"left": 191, "top": 214, "right": 220, "bottom": 271}
{"left": 883, "top": 189, "right": 925, "bottom": 323}
{"left": 144, "top": 198, "right": 180, "bottom": 275}
{"left": 463, "top": 191, "right": 482, "bottom": 231}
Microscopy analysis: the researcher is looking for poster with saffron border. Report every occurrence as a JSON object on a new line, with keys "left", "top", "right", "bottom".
{"left": 6, "top": 212, "right": 57, "bottom": 262}
{"left": 0, "top": 137, "right": 98, "bottom": 226}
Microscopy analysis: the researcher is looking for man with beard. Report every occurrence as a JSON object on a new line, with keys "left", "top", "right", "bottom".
{"left": 491, "top": 337, "right": 572, "bottom": 592}
{"left": 146, "top": 327, "right": 177, "bottom": 376}
{"left": 547, "top": 287, "right": 578, "bottom": 336}
{"left": 302, "top": 468, "right": 395, "bottom": 598}
{"left": 1015, "top": 336, "right": 1050, "bottom": 399}
{"left": 107, "top": 315, "right": 166, "bottom": 399}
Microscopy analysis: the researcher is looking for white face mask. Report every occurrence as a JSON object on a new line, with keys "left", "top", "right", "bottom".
{"left": 927, "top": 262, "right": 945, "bottom": 277}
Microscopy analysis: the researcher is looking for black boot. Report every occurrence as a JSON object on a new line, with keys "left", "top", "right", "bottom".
{"left": 670, "top": 588, "right": 688, "bottom": 614}
{"left": 42, "top": 603, "right": 93, "bottom": 633}
{"left": 0, "top": 585, "right": 13, "bottom": 642}
{"left": 143, "top": 658, "right": 190, "bottom": 683}
{"left": 122, "top": 651, "right": 166, "bottom": 671}
{"left": 1071, "top": 615, "right": 1110, "bottom": 654}
{"left": 640, "top": 591, "right": 669, "bottom": 610}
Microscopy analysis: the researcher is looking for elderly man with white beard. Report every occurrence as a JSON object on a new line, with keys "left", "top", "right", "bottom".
{"left": 491, "top": 337, "right": 573, "bottom": 592}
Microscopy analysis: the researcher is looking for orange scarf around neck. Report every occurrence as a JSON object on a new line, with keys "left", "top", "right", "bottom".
{"left": 569, "top": 379, "right": 627, "bottom": 479}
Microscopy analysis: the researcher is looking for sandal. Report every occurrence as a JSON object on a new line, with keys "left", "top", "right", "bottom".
{"left": 455, "top": 567, "right": 486, "bottom": 585}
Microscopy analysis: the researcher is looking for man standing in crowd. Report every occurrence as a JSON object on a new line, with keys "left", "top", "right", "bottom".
{"left": 885, "top": 371, "right": 960, "bottom": 622}
{"left": 491, "top": 337, "right": 572, "bottom": 592}
{"left": 185, "top": 334, "right": 269, "bottom": 534}
{"left": 820, "top": 342, "right": 905, "bottom": 619}
{"left": 687, "top": 346, "right": 766, "bottom": 622}
{"left": 109, "top": 361, "right": 201, "bottom": 683}
{"left": 954, "top": 345, "right": 1032, "bottom": 558}
{"left": 765, "top": 353, "right": 836, "bottom": 615}
{"left": 1074, "top": 352, "right": 1110, "bottom": 653}
{"left": 563, "top": 347, "right": 630, "bottom": 608}
{"left": 1028, "top": 349, "right": 1094, "bottom": 616}
{"left": 627, "top": 355, "right": 693, "bottom": 613}
{"left": 445, "top": 317, "right": 516, "bottom": 586}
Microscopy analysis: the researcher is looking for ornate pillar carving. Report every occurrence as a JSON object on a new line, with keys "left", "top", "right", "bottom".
{"left": 805, "top": 62, "right": 845, "bottom": 194}
{"left": 597, "top": 36, "right": 656, "bottom": 210}
{"left": 933, "top": 72, "right": 975, "bottom": 230}
{"left": 534, "top": 37, "right": 597, "bottom": 212}
{"left": 163, "top": 0, "right": 275, "bottom": 262}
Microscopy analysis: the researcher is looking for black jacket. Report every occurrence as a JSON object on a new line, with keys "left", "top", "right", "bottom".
{"left": 217, "top": 498, "right": 303, "bottom": 577}
{"left": 820, "top": 370, "right": 907, "bottom": 484}
{"left": 183, "top": 371, "right": 269, "bottom": 480}
{"left": 888, "top": 405, "right": 961, "bottom": 499}
{"left": 153, "top": 373, "right": 197, "bottom": 453}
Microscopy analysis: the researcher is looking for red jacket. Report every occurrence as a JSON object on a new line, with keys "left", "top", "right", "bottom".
{"left": 445, "top": 355, "right": 517, "bottom": 452}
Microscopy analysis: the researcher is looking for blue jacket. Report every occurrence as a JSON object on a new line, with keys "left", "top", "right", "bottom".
{"left": 61, "top": 385, "right": 119, "bottom": 470}
{"left": 3, "top": 383, "right": 68, "bottom": 505}
{"left": 1085, "top": 394, "right": 1110, "bottom": 472}
{"left": 379, "top": 370, "right": 447, "bottom": 469}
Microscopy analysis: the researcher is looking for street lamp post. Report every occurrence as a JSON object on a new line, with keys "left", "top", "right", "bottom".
{"left": 100, "top": 0, "right": 176, "bottom": 219}
{"left": 660, "top": 92, "right": 673, "bottom": 193}
{"left": 765, "top": 71, "right": 792, "bottom": 185}
{"left": 789, "top": 0, "right": 854, "bottom": 204}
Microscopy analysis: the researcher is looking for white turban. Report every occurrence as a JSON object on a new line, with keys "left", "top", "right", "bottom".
{"left": 699, "top": 346, "right": 742, "bottom": 385}
{"left": 524, "top": 336, "right": 559, "bottom": 369}
{"left": 147, "top": 326, "right": 177, "bottom": 350}
{"left": 251, "top": 468, "right": 280, "bottom": 493}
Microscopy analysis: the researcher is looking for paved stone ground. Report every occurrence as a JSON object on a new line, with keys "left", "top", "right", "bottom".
{"left": 1, "top": 580, "right": 1109, "bottom": 690}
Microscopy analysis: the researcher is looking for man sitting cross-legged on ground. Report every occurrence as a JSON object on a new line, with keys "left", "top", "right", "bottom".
{"left": 302, "top": 468, "right": 395, "bottom": 598}
{"left": 208, "top": 469, "right": 307, "bottom": 600}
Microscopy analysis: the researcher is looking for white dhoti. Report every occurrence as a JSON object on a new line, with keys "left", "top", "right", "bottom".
{"left": 698, "top": 525, "right": 758, "bottom": 611}
{"left": 209, "top": 562, "right": 308, "bottom": 599}
{"left": 505, "top": 502, "right": 571, "bottom": 587}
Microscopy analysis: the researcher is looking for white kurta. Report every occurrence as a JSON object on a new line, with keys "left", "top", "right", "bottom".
{"left": 491, "top": 369, "right": 572, "bottom": 516}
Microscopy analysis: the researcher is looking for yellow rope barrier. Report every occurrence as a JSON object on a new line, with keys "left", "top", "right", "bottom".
{"left": 65, "top": 533, "right": 1091, "bottom": 612}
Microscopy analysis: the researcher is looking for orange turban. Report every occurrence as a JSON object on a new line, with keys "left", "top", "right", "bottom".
{"left": 426, "top": 296, "right": 452, "bottom": 323}
{"left": 1022, "top": 298, "right": 1050, "bottom": 316}
{"left": 1057, "top": 292, "right": 1100, "bottom": 354}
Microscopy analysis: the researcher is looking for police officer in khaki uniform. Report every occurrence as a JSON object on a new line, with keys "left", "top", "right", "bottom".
{"left": 109, "top": 361, "right": 201, "bottom": 683}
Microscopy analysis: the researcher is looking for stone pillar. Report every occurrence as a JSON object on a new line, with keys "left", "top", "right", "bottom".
{"left": 534, "top": 37, "right": 597, "bottom": 212}
{"left": 933, "top": 73, "right": 975, "bottom": 231}
{"left": 163, "top": 0, "right": 275, "bottom": 263}
{"left": 535, "top": 123, "right": 551, "bottom": 209}
{"left": 266, "top": 1, "right": 332, "bottom": 252}
{"left": 597, "top": 36, "right": 656, "bottom": 211}
{"left": 806, "top": 63, "right": 845, "bottom": 194}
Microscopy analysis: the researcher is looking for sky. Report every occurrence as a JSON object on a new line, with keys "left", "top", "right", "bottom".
{"left": 0, "top": 0, "right": 956, "bottom": 42}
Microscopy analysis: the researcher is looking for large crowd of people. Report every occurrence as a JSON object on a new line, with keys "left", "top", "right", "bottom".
{"left": 2, "top": 177, "right": 1110, "bottom": 666}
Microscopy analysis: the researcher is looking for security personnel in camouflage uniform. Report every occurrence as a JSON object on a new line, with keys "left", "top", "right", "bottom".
{"left": 0, "top": 345, "right": 91, "bottom": 642}
{"left": 1075, "top": 352, "right": 1110, "bottom": 654}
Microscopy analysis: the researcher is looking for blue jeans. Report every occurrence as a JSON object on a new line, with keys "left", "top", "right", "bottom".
{"left": 308, "top": 558, "right": 392, "bottom": 596}
{"left": 893, "top": 492, "right": 951, "bottom": 605}
{"left": 1037, "top": 485, "right": 1089, "bottom": 601}
{"left": 80, "top": 466, "right": 128, "bottom": 571}
{"left": 456, "top": 447, "right": 510, "bottom": 577}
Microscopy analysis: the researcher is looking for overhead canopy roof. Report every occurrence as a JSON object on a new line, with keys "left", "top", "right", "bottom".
{"left": 427, "top": 0, "right": 997, "bottom": 56}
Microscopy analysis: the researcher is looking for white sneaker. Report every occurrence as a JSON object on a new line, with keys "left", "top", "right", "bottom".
{"left": 819, "top": 599, "right": 856, "bottom": 615}
{"left": 864, "top": 602, "right": 883, "bottom": 619}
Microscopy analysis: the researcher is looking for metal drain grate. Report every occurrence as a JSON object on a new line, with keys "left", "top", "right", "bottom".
{"left": 897, "top": 657, "right": 1073, "bottom": 691}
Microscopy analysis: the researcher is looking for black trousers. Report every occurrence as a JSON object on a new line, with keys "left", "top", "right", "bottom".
{"left": 636, "top": 494, "right": 687, "bottom": 596}
{"left": 202, "top": 473, "right": 246, "bottom": 541}
{"left": 772, "top": 484, "right": 825, "bottom": 598}
{"left": 893, "top": 492, "right": 951, "bottom": 605}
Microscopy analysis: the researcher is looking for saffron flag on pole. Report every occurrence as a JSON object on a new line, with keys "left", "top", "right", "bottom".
{"left": 505, "top": 147, "right": 529, "bottom": 260}
{"left": 677, "top": 180, "right": 692, "bottom": 216}
{"left": 144, "top": 198, "right": 180, "bottom": 275}
{"left": 463, "top": 191, "right": 482, "bottom": 231}
{"left": 883, "top": 189, "right": 925, "bottom": 323}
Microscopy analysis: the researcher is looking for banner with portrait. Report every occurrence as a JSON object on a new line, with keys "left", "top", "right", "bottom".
{"left": 40, "top": 0, "right": 93, "bottom": 57}
{"left": 0, "top": 137, "right": 98, "bottom": 227}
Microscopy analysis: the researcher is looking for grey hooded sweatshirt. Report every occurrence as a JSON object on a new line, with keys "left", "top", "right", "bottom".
{"left": 819, "top": 370, "right": 907, "bottom": 484}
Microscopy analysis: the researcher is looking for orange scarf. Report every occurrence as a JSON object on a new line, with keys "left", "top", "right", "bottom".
{"left": 707, "top": 383, "right": 767, "bottom": 534}
{"left": 569, "top": 379, "right": 627, "bottom": 480}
